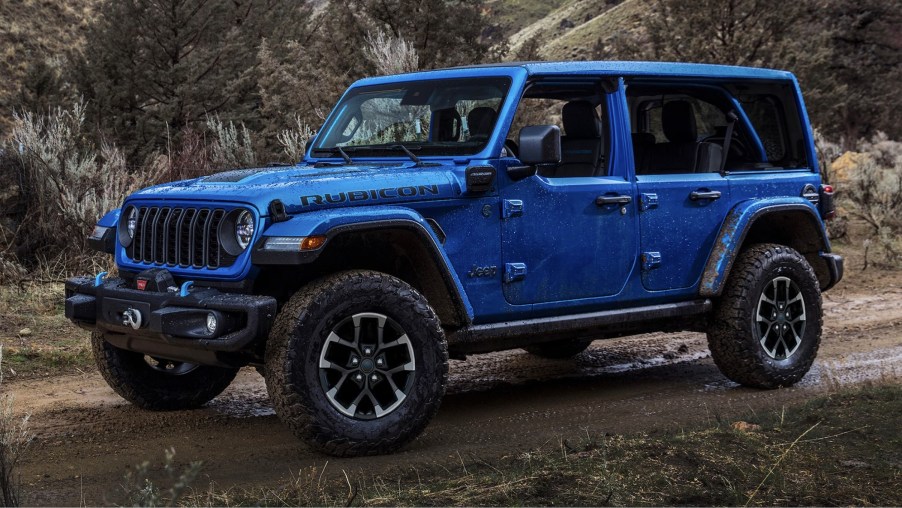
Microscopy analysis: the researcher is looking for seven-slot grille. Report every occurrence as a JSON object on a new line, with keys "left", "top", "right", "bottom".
{"left": 126, "top": 206, "right": 238, "bottom": 269}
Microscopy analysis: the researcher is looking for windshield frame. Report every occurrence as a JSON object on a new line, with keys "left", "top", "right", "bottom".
{"left": 308, "top": 74, "right": 518, "bottom": 161}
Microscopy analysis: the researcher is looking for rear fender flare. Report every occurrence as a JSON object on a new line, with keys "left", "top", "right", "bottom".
{"left": 700, "top": 198, "right": 830, "bottom": 297}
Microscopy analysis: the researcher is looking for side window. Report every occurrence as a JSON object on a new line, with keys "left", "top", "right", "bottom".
{"left": 643, "top": 97, "right": 725, "bottom": 143}
{"left": 630, "top": 90, "right": 738, "bottom": 175}
{"left": 507, "top": 81, "right": 611, "bottom": 178}
{"left": 629, "top": 81, "right": 810, "bottom": 173}
{"left": 509, "top": 98, "right": 564, "bottom": 138}
{"left": 740, "top": 95, "right": 787, "bottom": 161}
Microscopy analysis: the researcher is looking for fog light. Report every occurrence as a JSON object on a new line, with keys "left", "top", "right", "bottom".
{"left": 206, "top": 312, "right": 218, "bottom": 334}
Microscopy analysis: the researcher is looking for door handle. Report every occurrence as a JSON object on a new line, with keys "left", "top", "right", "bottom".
{"left": 689, "top": 190, "right": 722, "bottom": 201}
{"left": 595, "top": 194, "right": 632, "bottom": 206}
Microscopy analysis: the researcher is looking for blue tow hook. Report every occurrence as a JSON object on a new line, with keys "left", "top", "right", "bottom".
{"left": 179, "top": 281, "right": 195, "bottom": 297}
{"left": 94, "top": 271, "right": 108, "bottom": 287}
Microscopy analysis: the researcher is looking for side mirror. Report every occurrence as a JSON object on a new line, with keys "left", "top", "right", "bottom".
{"left": 518, "top": 125, "right": 561, "bottom": 166}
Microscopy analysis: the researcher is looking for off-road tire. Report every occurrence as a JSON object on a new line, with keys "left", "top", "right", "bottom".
{"left": 91, "top": 332, "right": 239, "bottom": 410}
{"left": 524, "top": 339, "right": 593, "bottom": 359}
{"left": 264, "top": 270, "right": 448, "bottom": 457}
{"left": 708, "top": 243, "right": 823, "bottom": 388}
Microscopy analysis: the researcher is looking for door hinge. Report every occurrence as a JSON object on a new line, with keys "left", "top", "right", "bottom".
{"left": 502, "top": 199, "right": 524, "bottom": 219}
{"left": 640, "top": 193, "right": 659, "bottom": 212}
{"left": 504, "top": 262, "right": 527, "bottom": 282}
{"left": 641, "top": 252, "right": 662, "bottom": 270}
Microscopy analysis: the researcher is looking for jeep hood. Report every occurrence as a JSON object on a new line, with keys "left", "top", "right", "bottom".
{"left": 127, "top": 163, "right": 461, "bottom": 215}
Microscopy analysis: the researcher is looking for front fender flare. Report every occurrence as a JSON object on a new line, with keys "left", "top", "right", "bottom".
{"left": 252, "top": 206, "right": 474, "bottom": 321}
{"left": 700, "top": 198, "right": 830, "bottom": 297}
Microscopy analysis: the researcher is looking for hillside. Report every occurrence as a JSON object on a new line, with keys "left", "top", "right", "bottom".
{"left": 0, "top": 0, "right": 98, "bottom": 134}
{"left": 486, "top": 0, "right": 647, "bottom": 60}
{"left": 541, "top": 0, "right": 647, "bottom": 59}
{"left": 0, "top": 0, "right": 646, "bottom": 139}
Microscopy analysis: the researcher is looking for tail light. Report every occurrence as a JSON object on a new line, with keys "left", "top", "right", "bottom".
{"left": 820, "top": 184, "right": 836, "bottom": 220}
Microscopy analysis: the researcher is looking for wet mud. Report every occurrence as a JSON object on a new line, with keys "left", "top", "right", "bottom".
{"left": 10, "top": 279, "right": 902, "bottom": 505}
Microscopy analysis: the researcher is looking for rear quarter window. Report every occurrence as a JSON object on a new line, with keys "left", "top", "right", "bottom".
{"left": 740, "top": 95, "right": 787, "bottom": 161}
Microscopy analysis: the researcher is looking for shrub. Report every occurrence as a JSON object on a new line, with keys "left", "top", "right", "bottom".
{"left": 6, "top": 102, "right": 161, "bottom": 276}
{"left": 276, "top": 115, "right": 316, "bottom": 163}
{"left": 363, "top": 29, "right": 419, "bottom": 76}
{"left": 813, "top": 128, "right": 842, "bottom": 185}
{"left": 207, "top": 116, "right": 257, "bottom": 170}
{"left": 840, "top": 132, "right": 902, "bottom": 268}
{"left": 123, "top": 448, "right": 201, "bottom": 507}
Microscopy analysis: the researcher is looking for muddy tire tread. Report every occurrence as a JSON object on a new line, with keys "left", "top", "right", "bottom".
{"left": 708, "top": 243, "right": 823, "bottom": 389}
{"left": 264, "top": 270, "right": 448, "bottom": 457}
{"left": 91, "top": 333, "right": 239, "bottom": 410}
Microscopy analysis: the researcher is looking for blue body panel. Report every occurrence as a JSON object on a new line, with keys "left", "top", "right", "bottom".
{"left": 105, "top": 61, "right": 829, "bottom": 327}
{"left": 635, "top": 173, "right": 732, "bottom": 291}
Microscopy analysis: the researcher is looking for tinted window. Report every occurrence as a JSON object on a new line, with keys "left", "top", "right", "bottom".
{"left": 739, "top": 95, "right": 786, "bottom": 161}
{"left": 644, "top": 96, "right": 725, "bottom": 143}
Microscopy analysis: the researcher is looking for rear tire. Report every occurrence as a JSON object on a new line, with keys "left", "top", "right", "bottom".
{"left": 707, "top": 243, "right": 822, "bottom": 388}
{"left": 524, "top": 339, "right": 592, "bottom": 359}
{"left": 91, "top": 332, "right": 239, "bottom": 410}
{"left": 265, "top": 270, "right": 448, "bottom": 457}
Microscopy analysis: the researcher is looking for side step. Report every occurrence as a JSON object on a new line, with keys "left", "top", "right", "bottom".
{"left": 448, "top": 300, "right": 712, "bottom": 354}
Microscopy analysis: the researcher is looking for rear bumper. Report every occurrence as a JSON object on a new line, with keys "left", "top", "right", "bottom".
{"left": 820, "top": 252, "right": 844, "bottom": 291}
{"left": 65, "top": 275, "right": 277, "bottom": 367}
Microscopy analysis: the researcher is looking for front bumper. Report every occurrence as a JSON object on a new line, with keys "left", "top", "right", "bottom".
{"left": 65, "top": 275, "right": 277, "bottom": 367}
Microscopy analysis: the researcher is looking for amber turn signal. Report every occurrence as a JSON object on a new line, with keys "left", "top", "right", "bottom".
{"left": 300, "top": 236, "right": 326, "bottom": 250}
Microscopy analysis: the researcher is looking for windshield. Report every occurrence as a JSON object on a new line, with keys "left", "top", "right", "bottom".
{"left": 312, "top": 77, "right": 511, "bottom": 157}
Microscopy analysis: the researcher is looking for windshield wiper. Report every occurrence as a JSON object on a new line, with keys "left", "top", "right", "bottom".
{"left": 335, "top": 146, "right": 353, "bottom": 164}
{"left": 313, "top": 146, "right": 353, "bottom": 164}
{"left": 343, "top": 144, "right": 424, "bottom": 165}
{"left": 391, "top": 144, "right": 421, "bottom": 165}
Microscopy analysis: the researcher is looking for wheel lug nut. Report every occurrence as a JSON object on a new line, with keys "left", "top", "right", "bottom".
{"left": 351, "top": 357, "right": 359, "bottom": 365}
{"left": 376, "top": 358, "right": 384, "bottom": 367}
{"left": 363, "top": 347, "right": 372, "bottom": 356}
{"left": 355, "top": 373, "right": 363, "bottom": 381}
{"left": 371, "top": 374, "right": 378, "bottom": 382}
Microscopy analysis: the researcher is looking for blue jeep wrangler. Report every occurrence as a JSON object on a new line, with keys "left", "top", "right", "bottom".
{"left": 66, "top": 62, "right": 842, "bottom": 456}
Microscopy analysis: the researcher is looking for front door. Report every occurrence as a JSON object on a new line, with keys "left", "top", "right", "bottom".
{"left": 500, "top": 175, "right": 638, "bottom": 305}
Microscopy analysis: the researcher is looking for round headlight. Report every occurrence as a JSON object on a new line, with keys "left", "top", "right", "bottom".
{"left": 126, "top": 207, "right": 138, "bottom": 238}
{"left": 118, "top": 206, "right": 138, "bottom": 247}
{"left": 235, "top": 210, "right": 254, "bottom": 249}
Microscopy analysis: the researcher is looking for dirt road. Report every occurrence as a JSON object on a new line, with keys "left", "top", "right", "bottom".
{"left": 11, "top": 274, "right": 902, "bottom": 505}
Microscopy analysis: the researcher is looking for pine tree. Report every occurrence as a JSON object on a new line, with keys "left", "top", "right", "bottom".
{"left": 75, "top": 0, "right": 310, "bottom": 164}
{"left": 360, "top": 0, "right": 500, "bottom": 68}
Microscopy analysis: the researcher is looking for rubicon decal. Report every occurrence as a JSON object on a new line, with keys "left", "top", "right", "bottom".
{"left": 301, "top": 184, "right": 440, "bottom": 206}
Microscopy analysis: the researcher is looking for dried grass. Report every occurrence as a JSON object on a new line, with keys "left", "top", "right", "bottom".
{"left": 0, "top": 347, "right": 33, "bottom": 507}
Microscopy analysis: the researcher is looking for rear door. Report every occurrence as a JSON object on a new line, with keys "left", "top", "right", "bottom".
{"left": 628, "top": 88, "right": 732, "bottom": 291}
{"left": 635, "top": 173, "right": 731, "bottom": 290}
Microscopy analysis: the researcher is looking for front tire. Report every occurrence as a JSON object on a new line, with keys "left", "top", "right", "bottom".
{"left": 707, "top": 243, "right": 823, "bottom": 388}
{"left": 91, "top": 332, "right": 239, "bottom": 410}
{"left": 265, "top": 270, "right": 448, "bottom": 457}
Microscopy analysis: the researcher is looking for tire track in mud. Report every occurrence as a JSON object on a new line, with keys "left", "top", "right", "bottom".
{"left": 11, "top": 285, "right": 902, "bottom": 506}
